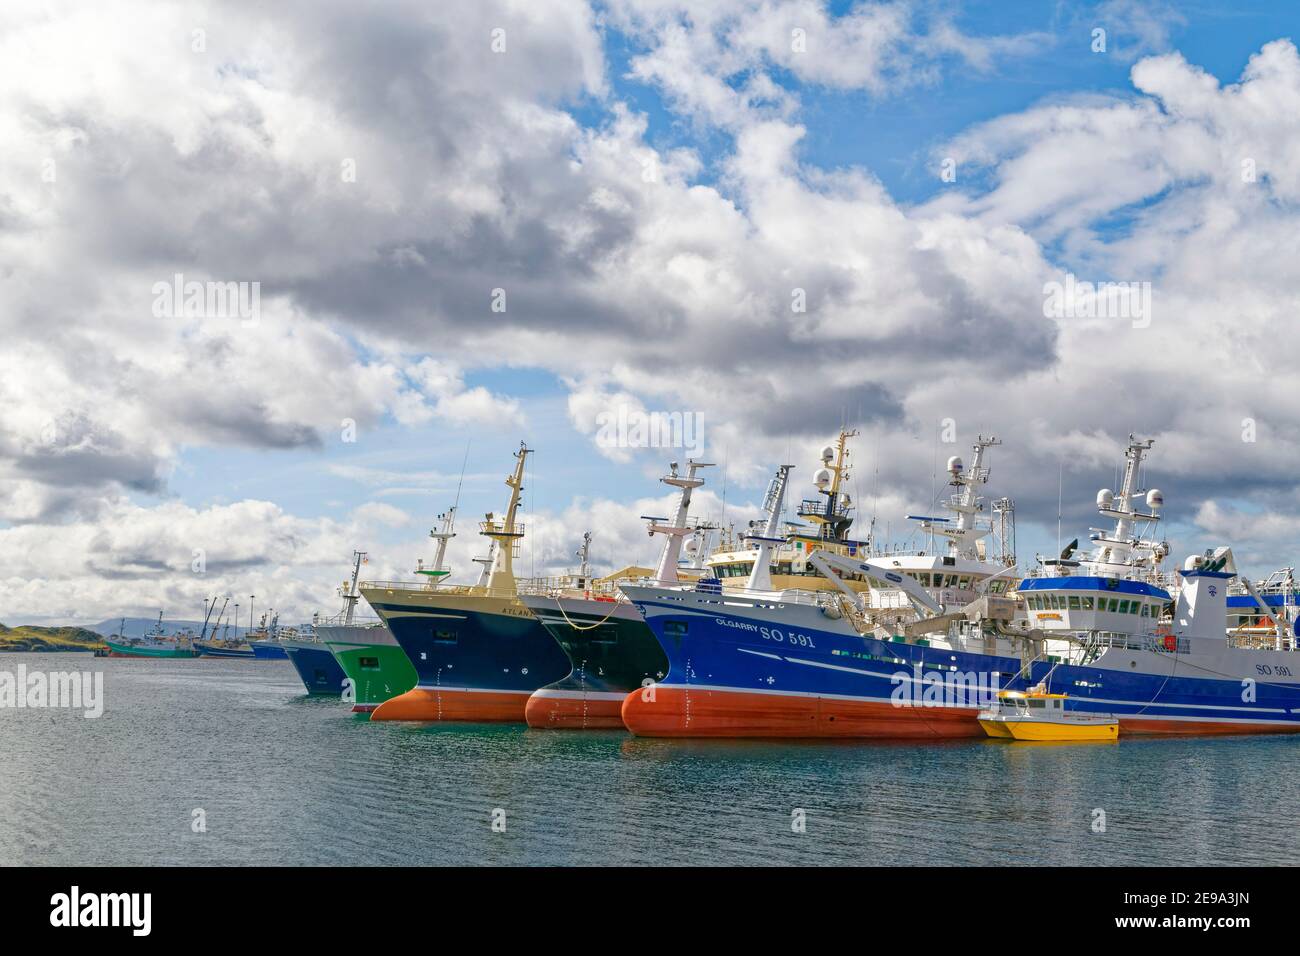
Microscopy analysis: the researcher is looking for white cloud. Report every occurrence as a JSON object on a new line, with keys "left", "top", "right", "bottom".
{"left": 5, "top": 1, "right": 1300, "bottom": 624}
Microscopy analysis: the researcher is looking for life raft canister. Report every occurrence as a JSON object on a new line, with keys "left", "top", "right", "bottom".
{"left": 1163, "top": 633, "right": 1177, "bottom": 652}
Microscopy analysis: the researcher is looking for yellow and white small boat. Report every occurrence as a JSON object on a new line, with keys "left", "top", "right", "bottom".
{"left": 979, "top": 688, "right": 1119, "bottom": 741}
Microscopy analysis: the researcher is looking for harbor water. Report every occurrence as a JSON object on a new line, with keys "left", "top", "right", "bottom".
{"left": 2, "top": 652, "right": 1296, "bottom": 866}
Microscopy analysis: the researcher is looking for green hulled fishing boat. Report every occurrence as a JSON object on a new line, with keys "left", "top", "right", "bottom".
{"left": 316, "top": 546, "right": 428, "bottom": 713}
{"left": 104, "top": 613, "right": 201, "bottom": 658}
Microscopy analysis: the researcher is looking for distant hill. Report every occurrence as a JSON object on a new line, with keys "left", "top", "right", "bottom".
{"left": 0, "top": 623, "right": 106, "bottom": 652}
{"left": 89, "top": 618, "right": 248, "bottom": 640}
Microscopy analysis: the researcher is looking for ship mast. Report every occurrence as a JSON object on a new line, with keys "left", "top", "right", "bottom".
{"left": 481, "top": 443, "right": 530, "bottom": 593}
{"left": 745, "top": 464, "right": 794, "bottom": 592}
{"left": 1089, "top": 435, "right": 1165, "bottom": 577}
{"left": 575, "top": 531, "right": 593, "bottom": 587}
{"left": 646, "top": 459, "right": 714, "bottom": 586}
{"left": 802, "top": 428, "right": 858, "bottom": 542}
{"left": 916, "top": 436, "right": 998, "bottom": 560}
{"left": 472, "top": 540, "right": 497, "bottom": 587}
{"left": 416, "top": 508, "right": 457, "bottom": 586}
{"left": 341, "top": 550, "right": 366, "bottom": 625}
{"left": 686, "top": 522, "right": 718, "bottom": 570}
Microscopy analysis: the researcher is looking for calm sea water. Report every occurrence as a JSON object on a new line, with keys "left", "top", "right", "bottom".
{"left": 2, "top": 652, "right": 1297, "bottom": 866}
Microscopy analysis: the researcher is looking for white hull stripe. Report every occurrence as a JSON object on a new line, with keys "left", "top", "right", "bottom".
{"left": 410, "top": 685, "right": 532, "bottom": 696}
{"left": 528, "top": 688, "right": 630, "bottom": 701}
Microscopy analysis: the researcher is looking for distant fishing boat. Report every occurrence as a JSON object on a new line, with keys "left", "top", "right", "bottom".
{"left": 104, "top": 612, "right": 200, "bottom": 659}
{"left": 193, "top": 596, "right": 257, "bottom": 659}
{"left": 248, "top": 612, "right": 290, "bottom": 660}
{"left": 193, "top": 641, "right": 255, "bottom": 659}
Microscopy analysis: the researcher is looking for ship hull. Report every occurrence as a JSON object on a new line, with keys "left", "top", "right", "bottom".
{"left": 361, "top": 587, "right": 569, "bottom": 723}
{"left": 104, "top": 640, "right": 200, "bottom": 659}
{"left": 620, "top": 585, "right": 1300, "bottom": 739}
{"left": 281, "top": 640, "right": 347, "bottom": 695}
{"left": 317, "top": 624, "right": 416, "bottom": 713}
{"left": 520, "top": 595, "right": 666, "bottom": 729}
{"left": 194, "top": 642, "right": 256, "bottom": 659}
{"left": 250, "top": 640, "right": 289, "bottom": 660}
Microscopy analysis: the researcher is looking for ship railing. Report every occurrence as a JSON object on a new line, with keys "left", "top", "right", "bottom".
{"left": 316, "top": 611, "right": 385, "bottom": 627}
{"left": 662, "top": 581, "right": 835, "bottom": 609}
{"left": 359, "top": 581, "right": 559, "bottom": 603}
{"left": 516, "top": 576, "right": 625, "bottom": 599}
{"left": 1227, "top": 628, "right": 1297, "bottom": 651}
{"left": 360, "top": 579, "right": 478, "bottom": 594}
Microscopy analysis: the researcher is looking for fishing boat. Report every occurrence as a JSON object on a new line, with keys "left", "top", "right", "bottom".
{"left": 250, "top": 637, "right": 289, "bottom": 660}
{"left": 103, "top": 612, "right": 201, "bottom": 659}
{"left": 978, "top": 688, "right": 1118, "bottom": 741}
{"left": 279, "top": 616, "right": 347, "bottom": 696}
{"left": 520, "top": 461, "right": 714, "bottom": 729}
{"left": 621, "top": 436, "right": 1014, "bottom": 737}
{"left": 362, "top": 444, "right": 570, "bottom": 722}
{"left": 316, "top": 549, "right": 417, "bottom": 711}
{"left": 622, "top": 435, "right": 1300, "bottom": 738}
{"left": 194, "top": 596, "right": 257, "bottom": 658}
{"left": 239, "top": 610, "right": 292, "bottom": 660}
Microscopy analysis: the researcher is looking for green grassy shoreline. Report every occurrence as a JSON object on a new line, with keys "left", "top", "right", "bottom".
{"left": 0, "top": 623, "right": 106, "bottom": 653}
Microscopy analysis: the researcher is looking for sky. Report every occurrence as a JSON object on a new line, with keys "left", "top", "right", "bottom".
{"left": 2, "top": 0, "right": 1300, "bottom": 626}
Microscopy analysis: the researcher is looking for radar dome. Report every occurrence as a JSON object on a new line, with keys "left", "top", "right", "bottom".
{"left": 813, "top": 468, "right": 832, "bottom": 490}
{"left": 1184, "top": 554, "right": 1204, "bottom": 571}
{"left": 684, "top": 538, "right": 698, "bottom": 555}
{"left": 820, "top": 446, "right": 835, "bottom": 463}
{"left": 1146, "top": 488, "right": 1164, "bottom": 511}
{"left": 1097, "top": 489, "right": 1114, "bottom": 509}
{"left": 947, "top": 456, "right": 964, "bottom": 476}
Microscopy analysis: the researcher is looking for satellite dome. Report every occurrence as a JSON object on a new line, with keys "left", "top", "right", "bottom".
{"left": 813, "top": 468, "right": 832, "bottom": 490}
{"left": 947, "top": 456, "right": 964, "bottom": 476}
{"left": 1097, "top": 489, "right": 1114, "bottom": 509}
{"left": 820, "top": 446, "right": 835, "bottom": 463}
{"left": 684, "top": 538, "right": 698, "bottom": 555}
{"left": 1184, "top": 554, "right": 1203, "bottom": 571}
{"left": 1146, "top": 488, "right": 1164, "bottom": 511}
